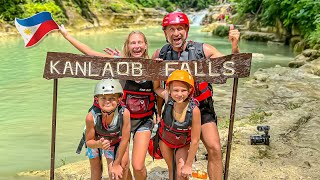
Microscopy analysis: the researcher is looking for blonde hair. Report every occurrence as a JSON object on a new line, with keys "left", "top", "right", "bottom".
{"left": 122, "top": 31, "right": 149, "bottom": 58}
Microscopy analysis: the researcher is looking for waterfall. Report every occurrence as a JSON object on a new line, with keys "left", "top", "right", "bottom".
{"left": 188, "top": 9, "right": 209, "bottom": 26}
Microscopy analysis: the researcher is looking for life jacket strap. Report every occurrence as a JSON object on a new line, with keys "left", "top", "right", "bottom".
{"left": 194, "top": 87, "right": 212, "bottom": 102}
{"left": 76, "top": 132, "right": 86, "bottom": 154}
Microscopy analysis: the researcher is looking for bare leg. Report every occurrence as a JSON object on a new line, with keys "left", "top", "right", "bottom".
{"left": 89, "top": 157, "right": 102, "bottom": 180}
{"left": 132, "top": 130, "right": 151, "bottom": 180}
{"left": 127, "top": 169, "right": 133, "bottom": 180}
{"left": 159, "top": 140, "right": 174, "bottom": 180}
{"left": 121, "top": 146, "right": 132, "bottom": 180}
{"left": 201, "top": 122, "right": 223, "bottom": 180}
{"left": 106, "top": 146, "right": 132, "bottom": 180}
{"left": 175, "top": 145, "right": 190, "bottom": 180}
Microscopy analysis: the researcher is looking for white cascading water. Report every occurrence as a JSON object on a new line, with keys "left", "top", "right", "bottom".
{"left": 188, "top": 9, "right": 209, "bottom": 26}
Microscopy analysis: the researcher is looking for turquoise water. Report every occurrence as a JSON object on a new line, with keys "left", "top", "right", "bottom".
{"left": 0, "top": 26, "right": 294, "bottom": 179}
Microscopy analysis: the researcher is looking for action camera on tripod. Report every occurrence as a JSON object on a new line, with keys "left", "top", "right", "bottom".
{"left": 250, "top": 125, "right": 270, "bottom": 145}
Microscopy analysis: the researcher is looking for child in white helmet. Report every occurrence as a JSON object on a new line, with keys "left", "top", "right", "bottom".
{"left": 85, "top": 79, "right": 131, "bottom": 180}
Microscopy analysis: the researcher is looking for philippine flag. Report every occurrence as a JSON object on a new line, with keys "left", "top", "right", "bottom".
{"left": 15, "top": 11, "right": 59, "bottom": 48}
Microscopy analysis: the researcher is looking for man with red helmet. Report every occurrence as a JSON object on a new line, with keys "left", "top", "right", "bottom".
{"left": 152, "top": 11, "right": 240, "bottom": 180}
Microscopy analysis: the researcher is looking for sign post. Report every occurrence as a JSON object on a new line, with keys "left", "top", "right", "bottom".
{"left": 50, "top": 79, "right": 58, "bottom": 180}
{"left": 43, "top": 52, "right": 252, "bottom": 179}
{"left": 224, "top": 77, "right": 238, "bottom": 180}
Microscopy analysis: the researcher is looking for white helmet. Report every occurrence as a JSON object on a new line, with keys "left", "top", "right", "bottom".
{"left": 94, "top": 79, "right": 123, "bottom": 96}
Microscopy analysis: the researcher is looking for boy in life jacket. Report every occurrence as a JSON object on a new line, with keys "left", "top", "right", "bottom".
{"left": 85, "top": 79, "right": 131, "bottom": 180}
{"left": 152, "top": 12, "right": 240, "bottom": 180}
{"left": 153, "top": 70, "right": 201, "bottom": 180}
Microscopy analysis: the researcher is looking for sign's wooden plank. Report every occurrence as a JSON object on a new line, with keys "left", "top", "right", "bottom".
{"left": 43, "top": 52, "right": 252, "bottom": 84}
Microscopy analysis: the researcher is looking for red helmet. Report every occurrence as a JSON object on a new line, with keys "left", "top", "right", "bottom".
{"left": 162, "top": 12, "right": 190, "bottom": 41}
{"left": 162, "top": 12, "right": 190, "bottom": 28}
{"left": 148, "top": 139, "right": 163, "bottom": 159}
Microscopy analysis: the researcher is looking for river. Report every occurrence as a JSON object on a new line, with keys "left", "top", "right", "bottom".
{"left": 0, "top": 26, "right": 294, "bottom": 179}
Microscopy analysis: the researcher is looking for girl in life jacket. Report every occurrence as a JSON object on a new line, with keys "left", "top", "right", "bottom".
{"left": 85, "top": 79, "right": 131, "bottom": 180}
{"left": 153, "top": 70, "right": 201, "bottom": 180}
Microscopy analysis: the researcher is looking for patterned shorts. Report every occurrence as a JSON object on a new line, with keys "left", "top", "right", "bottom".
{"left": 86, "top": 146, "right": 116, "bottom": 159}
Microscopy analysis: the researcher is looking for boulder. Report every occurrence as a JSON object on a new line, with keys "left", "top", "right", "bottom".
{"left": 302, "top": 49, "right": 318, "bottom": 57}
{"left": 290, "top": 36, "right": 302, "bottom": 48}
{"left": 201, "top": 22, "right": 221, "bottom": 32}
{"left": 300, "top": 57, "right": 320, "bottom": 76}
{"left": 293, "top": 41, "right": 306, "bottom": 54}
{"left": 241, "top": 31, "right": 277, "bottom": 42}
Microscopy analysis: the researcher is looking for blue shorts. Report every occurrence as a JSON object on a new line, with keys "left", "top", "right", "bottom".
{"left": 86, "top": 146, "right": 116, "bottom": 159}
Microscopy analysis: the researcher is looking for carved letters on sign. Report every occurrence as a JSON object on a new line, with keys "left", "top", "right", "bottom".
{"left": 43, "top": 52, "right": 252, "bottom": 84}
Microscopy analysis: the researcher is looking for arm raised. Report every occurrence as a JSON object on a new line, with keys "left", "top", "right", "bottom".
{"left": 60, "top": 24, "right": 112, "bottom": 57}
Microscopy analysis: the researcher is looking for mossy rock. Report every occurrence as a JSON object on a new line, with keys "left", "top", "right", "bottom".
{"left": 313, "top": 44, "right": 320, "bottom": 50}
{"left": 213, "top": 25, "right": 229, "bottom": 37}
{"left": 288, "top": 60, "right": 306, "bottom": 68}
{"left": 290, "top": 36, "right": 301, "bottom": 48}
{"left": 293, "top": 41, "right": 306, "bottom": 54}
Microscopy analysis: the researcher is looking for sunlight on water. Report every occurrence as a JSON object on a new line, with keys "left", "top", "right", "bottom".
{"left": 0, "top": 26, "right": 293, "bottom": 178}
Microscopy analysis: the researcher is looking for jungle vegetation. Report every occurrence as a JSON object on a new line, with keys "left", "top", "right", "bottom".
{"left": 232, "top": 0, "right": 320, "bottom": 48}
{"left": 1, "top": 0, "right": 318, "bottom": 48}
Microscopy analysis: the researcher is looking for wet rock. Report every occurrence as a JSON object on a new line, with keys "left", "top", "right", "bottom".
{"left": 289, "top": 50, "right": 320, "bottom": 76}
{"left": 267, "top": 41, "right": 285, "bottom": 46}
{"left": 290, "top": 36, "right": 302, "bottom": 48}
{"left": 300, "top": 57, "right": 320, "bottom": 76}
{"left": 241, "top": 31, "right": 277, "bottom": 42}
{"left": 302, "top": 49, "right": 318, "bottom": 57}
{"left": 252, "top": 53, "right": 265, "bottom": 59}
{"left": 294, "top": 41, "right": 306, "bottom": 54}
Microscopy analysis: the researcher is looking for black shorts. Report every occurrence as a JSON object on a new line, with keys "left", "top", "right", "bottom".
{"left": 199, "top": 97, "right": 217, "bottom": 125}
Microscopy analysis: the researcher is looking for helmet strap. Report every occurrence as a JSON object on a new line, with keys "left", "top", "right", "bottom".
{"left": 101, "top": 104, "right": 119, "bottom": 115}
{"left": 101, "top": 109, "right": 115, "bottom": 115}
{"left": 180, "top": 28, "right": 189, "bottom": 49}
{"left": 179, "top": 38, "right": 187, "bottom": 50}
{"left": 93, "top": 97, "right": 100, "bottom": 108}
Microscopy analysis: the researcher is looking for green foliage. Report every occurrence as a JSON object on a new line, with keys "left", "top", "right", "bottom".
{"left": 134, "top": 0, "right": 215, "bottom": 11}
{"left": 109, "top": 3, "right": 123, "bottom": 13}
{"left": 107, "top": 0, "right": 138, "bottom": 13}
{"left": 161, "top": 0, "right": 175, "bottom": 12}
{"left": 135, "top": 0, "right": 158, "bottom": 7}
{"left": 0, "top": 0, "right": 26, "bottom": 22}
{"left": 285, "top": 102, "right": 302, "bottom": 110}
{"left": 217, "top": 117, "right": 230, "bottom": 129}
{"left": 234, "top": 0, "right": 320, "bottom": 48}
{"left": 174, "top": 0, "right": 215, "bottom": 10}
{"left": 22, "top": 1, "right": 66, "bottom": 24}
{"left": 308, "top": 23, "right": 320, "bottom": 47}
{"left": 1, "top": 0, "right": 217, "bottom": 26}
{"left": 213, "top": 25, "right": 229, "bottom": 37}
{"left": 125, "top": 0, "right": 136, "bottom": 3}
{"left": 233, "top": 0, "right": 262, "bottom": 15}
{"left": 248, "top": 108, "right": 271, "bottom": 124}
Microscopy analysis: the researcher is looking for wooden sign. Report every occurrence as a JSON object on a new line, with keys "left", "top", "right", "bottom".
{"left": 43, "top": 52, "right": 252, "bottom": 84}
